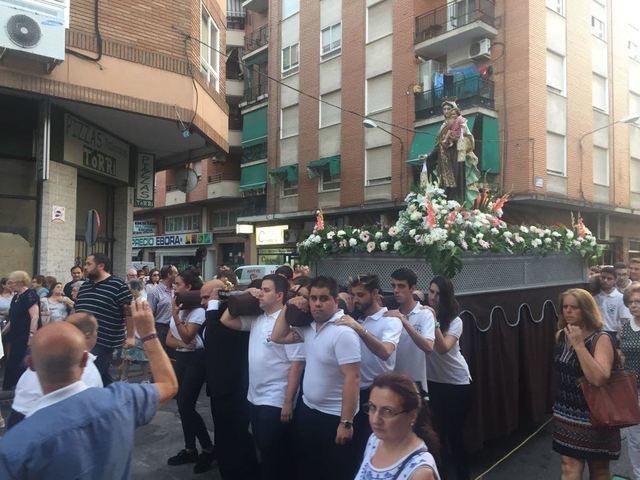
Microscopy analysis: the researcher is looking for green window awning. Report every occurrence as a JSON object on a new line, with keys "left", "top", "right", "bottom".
{"left": 242, "top": 106, "right": 268, "bottom": 148}
{"left": 269, "top": 164, "right": 298, "bottom": 183}
{"left": 481, "top": 116, "right": 500, "bottom": 173}
{"left": 407, "top": 115, "right": 478, "bottom": 166}
{"left": 239, "top": 162, "right": 267, "bottom": 191}
{"left": 307, "top": 155, "right": 341, "bottom": 178}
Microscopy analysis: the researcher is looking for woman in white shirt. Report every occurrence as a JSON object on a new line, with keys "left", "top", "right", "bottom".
{"left": 40, "top": 283, "right": 74, "bottom": 323}
{"left": 166, "top": 268, "right": 215, "bottom": 474}
{"left": 426, "top": 276, "right": 472, "bottom": 480}
{"left": 355, "top": 372, "right": 440, "bottom": 480}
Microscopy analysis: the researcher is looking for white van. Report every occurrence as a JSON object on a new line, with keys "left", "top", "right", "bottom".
{"left": 234, "top": 265, "right": 280, "bottom": 287}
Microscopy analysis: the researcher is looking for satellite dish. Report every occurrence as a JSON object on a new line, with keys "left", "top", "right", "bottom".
{"left": 175, "top": 167, "right": 199, "bottom": 193}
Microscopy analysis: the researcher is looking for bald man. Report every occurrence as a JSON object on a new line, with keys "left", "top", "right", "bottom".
{"left": 8, "top": 313, "right": 103, "bottom": 429}
{"left": 202, "top": 280, "right": 259, "bottom": 480}
{"left": 0, "top": 301, "right": 178, "bottom": 479}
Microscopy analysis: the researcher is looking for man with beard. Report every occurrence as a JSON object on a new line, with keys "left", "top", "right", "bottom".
{"left": 335, "top": 274, "right": 402, "bottom": 460}
{"left": 221, "top": 274, "right": 304, "bottom": 480}
{"left": 271, "top": 276, "right": 361, "bottom": 480}
{"left": 200, "top": 280, "right": 259, "bottom": 480}
{"left": 75, "top": 253, "right": 134, "bottom": 386}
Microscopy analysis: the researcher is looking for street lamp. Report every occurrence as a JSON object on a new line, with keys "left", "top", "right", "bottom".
{"left": 578, "top": 114, "right": 640, "bottom": 199}
{"left": 363, "top": 118, "right": 405, "bottom": 188}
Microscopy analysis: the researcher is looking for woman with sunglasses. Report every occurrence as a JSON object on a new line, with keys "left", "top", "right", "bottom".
{"left": 145, "top": 269, "right": 161, "bottom": 294}
{"left": 426, "top": 275, "right": 471, "bottom": 480}
{"left": 355, "top": 372, "right": 440, "bottom": 480}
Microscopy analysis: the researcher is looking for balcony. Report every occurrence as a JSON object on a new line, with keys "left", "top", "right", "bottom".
{"left": 415, "top": 0, "right": 497, "bottom": 58}
{"left": 242, "top": 0, "right": 267, "bottom": 14}
{"left": 245, "top": 25, "right": 268, "bottom": 55}
{"left": 207, "top": 173, "right": 240, "bottom": 199}
{"left": 415, "top": 76, "right": 494, "bottom": 121}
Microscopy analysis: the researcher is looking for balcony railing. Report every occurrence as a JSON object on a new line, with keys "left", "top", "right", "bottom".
{"left": 245, "top": 25, "right": 268, "bottom": 53}
{"left": 415, "top": 76, "right": 494, "bottom": 121}
{"left": 244, "top": 63, "right": 268, "bottom": 103}
{"left": 415, "top": 0, "right": 495, "bottom": 44}
{"left": 208, "top": 173, "right": 240, "bottom": 184}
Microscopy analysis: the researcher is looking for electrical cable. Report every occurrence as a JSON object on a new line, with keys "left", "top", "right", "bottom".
{"left": 65, "top": 0, "right": 103, "bottom": 67}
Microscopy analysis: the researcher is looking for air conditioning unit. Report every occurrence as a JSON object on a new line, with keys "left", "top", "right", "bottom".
{"left": 0, "top": 0, "right": 66, "bottom": 62}
{"left": 468, "top": 38, "right": 491, "bottom": 61}
{"left": 283, "top": 229, "right": 299, "bottom": 243}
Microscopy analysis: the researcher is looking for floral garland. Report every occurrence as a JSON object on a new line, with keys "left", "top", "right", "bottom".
{"left": 298, "top": 181, "right": 603, "bottom": 278}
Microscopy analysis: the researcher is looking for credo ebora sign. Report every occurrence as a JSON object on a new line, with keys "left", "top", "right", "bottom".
{"left": 132, "top": 232, "right": 213, "bottom": 248}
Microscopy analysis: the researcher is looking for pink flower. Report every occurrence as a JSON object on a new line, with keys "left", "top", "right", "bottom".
{"left": 479, "top": 239, "right": 490, "bottom": 249}
{"left": 366, "top": 242, "right": 376, "bottom": 253}
{"left": 339, "top": 239, "right": 348, "bottom": 248}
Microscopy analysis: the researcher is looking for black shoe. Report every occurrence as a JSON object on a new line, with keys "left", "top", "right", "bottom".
{"left": 193, "top": 447, "right": 216, "bottom": 474}
{"left": 167, "top": 449, "right": 198, "bottom": 466}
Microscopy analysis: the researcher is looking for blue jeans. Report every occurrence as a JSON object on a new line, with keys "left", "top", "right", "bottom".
{"left": 250, "top": 404, "right": 295, "bottom": 480}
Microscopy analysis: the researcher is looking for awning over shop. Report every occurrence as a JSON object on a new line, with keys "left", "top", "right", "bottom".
{"left": 269, "top": 164, "right": 298, "bottom": 183}
{"left": 407, "top": 114, "right": 478, "bottom": 166}
{"left": 242, "top": 106, "right": 268, "bottom": 148}
{"left": 239, "top": 162, "right": 267, "bottom": 191}
{"left": 480, "top": 116, "right": 500, "bottom": 173}
{"left": 307, "top": 155, "right": 341, "bottom": 178}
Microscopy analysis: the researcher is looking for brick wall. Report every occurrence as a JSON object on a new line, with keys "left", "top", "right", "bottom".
{"left": 267, "top": 0, "right": 281, "bottom": 214}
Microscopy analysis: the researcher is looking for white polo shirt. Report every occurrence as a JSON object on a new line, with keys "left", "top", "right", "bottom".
{"left": 170, "top": 308, "right": 206, "bottom": 351}
{"left": 358, "top": 307, "right": 402, "bottom": 389}
{"left": 427, "top": 317, "right": 471, "bottom": 385}
{"left": 595, "top": 289, "right": 632, "bottom": 332}
{"left": 394, "top": 302, "right": 436, "bottom": 389}
{"left": 240, "top": 309, "right": 305, "bottom": 409}
{"left": 298, "top": 309, "right": 361, "bottom": 416}
{"left": 13, "top": 354, "right": 103, "bottom": 416}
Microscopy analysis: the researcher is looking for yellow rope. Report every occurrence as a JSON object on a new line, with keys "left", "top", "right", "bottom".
{"left": 473, "top": 417, "right": 553, "bottom": 480}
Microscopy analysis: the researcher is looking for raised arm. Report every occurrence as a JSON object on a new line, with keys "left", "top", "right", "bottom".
{"left": 219, "top": 308, "right": 245, "bottom": 331}
{"left": 386, "top": 310, "right": 434, "bottom": 353}
{"left": 131, "top": 301, "right": 178, "bottom": 405}
{"left": 336, "top": 315, "right": 395, "bottom": 360}
{"left": 271, "top": 304, "right": 304, "bottom": 344}
{"left": 569, "top": 328, "right": 614, "bottom": 387}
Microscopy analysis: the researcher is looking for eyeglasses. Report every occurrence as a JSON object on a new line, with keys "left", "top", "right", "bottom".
{"left": 362, "top": 402, "right": 408, "bottom": 419}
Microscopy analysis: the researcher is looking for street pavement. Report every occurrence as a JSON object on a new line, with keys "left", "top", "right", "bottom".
{"left": 0, "top": 366, "right": 635, "bottom": 479}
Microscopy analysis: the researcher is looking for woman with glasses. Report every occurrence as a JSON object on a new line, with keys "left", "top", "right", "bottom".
{"left": 425, "top": 275, "right": 471, "bottom": 480}
{"left": 620, "top": 283, "right": 640, "bottom": 479}
{"left": 355, "top": 372, "right": 440, "bottom": 480}
{"left": 145, "top": 269, "right": 161, "bottom": 294}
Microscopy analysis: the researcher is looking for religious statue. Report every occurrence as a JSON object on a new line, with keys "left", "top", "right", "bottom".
{"left": 424, "top": 100, "right": 481, "bottom": 205}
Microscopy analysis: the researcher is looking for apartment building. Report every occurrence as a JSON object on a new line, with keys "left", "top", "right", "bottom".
{"left": 0, "top": 0, "right": 229, "bottom": 279}
{"left": 228, "top": 0, "right": 640, "bottom": 265}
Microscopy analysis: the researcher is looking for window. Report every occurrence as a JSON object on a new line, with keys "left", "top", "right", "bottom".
{"left": 281, "top": 105, "right": 299, "bottom": 138}
{"left": 592, "top": 146, "right": 609, "bottom": 186}
{"left": 320, "top": 90, "right": 341, "bottom": 127}
{"left": 321, "top": 168, "right": 341, "bottom": 191}
{"left": 212, "top": 210, "right": 240, "bottom": 228}
{"left": 282, "top": 0, "right": 299, "bottom": 19}
{"left": 546, "top": 131, "right": 566, "bottom": 175}
{"left": 591, "top": 0, "right": 606, "bottom": 40}
{"left": 200, "top": 3, "right": 220, "bottom": 89}
{"left": 631, "top": 157, "right": 640, "bottom": 193}
{"left": 366, "top": 145, "right": 392, "bottom": 185}
{"left": 281, "top": 43, "right": 300, "bottom": 74}
{"left": 546, "top": 50, "right": 565, "bottom": 94}
{"left": 366, "top": 72, "right": 392, "bottom": 115}
{"left": 546, "top": 0, "right": 564, "bottom": 16}
{"left": 366, "top": 0, "right": 392, "bottom": 43}
{"left": 321, "top": 23, "right": 342, "bottom": 57}
{"left": 592, "top": 73, "right": 608, "bottom": 112}
{"left": 630, "top": 92, "right": 640, "bottom": 117}
{"left": 164, "top": 214, "right": 201, "bottom": 233}
{"left": 282, "top": 177, "right": 298, "bottom": 196}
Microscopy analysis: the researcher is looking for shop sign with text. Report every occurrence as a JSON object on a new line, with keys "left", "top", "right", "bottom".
{"left": 132, "top": 232, "right": 213, "bottom": 248}
{"left": 135, "top": 153, "right": 155, "bottom": 208}
{"left": 256, "top": 225, "right": 288, "bottom": 245}
{"left": 133, "top": 221, "right": 157, "bottom": 236}
{"left": 63, "top": 113, "right": 130, "bottom": 183}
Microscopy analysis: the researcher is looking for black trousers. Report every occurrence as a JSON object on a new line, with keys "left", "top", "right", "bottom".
{"left": 294, "top": 402, "right": 358, "bottom": 480}
{"left": 427, "top": 380, "right": 472, "bottom": 480}
{"left": 210, "top": 391, "right": 259, "bottom": 480}
{"left": 250, "top": 403, "right": 295, "bottom": 480}
{"left": 91, "top": 344, "right": 114, "bottom": 387}
{"left": 353, "top": 387, "right": 372, "bottom": 463}
{"left": 174, "top": 350, "right": 212, "bottom": 451}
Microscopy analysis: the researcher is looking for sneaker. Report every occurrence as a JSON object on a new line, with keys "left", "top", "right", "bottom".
{"left": 193, "top": 447, "right": 216, "bottom": 474}
{"left": 167, "top": 449, "right": 198, "bottom": 466}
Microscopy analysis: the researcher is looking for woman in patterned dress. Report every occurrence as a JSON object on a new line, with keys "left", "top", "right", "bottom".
{"left": 355, "top": 372, "right": 440, "bottom": 480}
{"left": 552, "top": 288, "right": 620, "bottom": 479}
{"left": 620, "top": 282, "right": 640, "bottom": 480}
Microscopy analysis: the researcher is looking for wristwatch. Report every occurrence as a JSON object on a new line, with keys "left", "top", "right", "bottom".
{"left": 340, "top": 420, "right": 353, "bottom": 429}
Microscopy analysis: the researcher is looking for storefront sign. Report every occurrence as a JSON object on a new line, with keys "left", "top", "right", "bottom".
{"left": 132, "top": 232, "right": 213, "bottom": 248}
{"left": 135, "top": 153, "right": 155, "bottom": 208}
{"left": 256, "top": 225, "right": 288, "bottom": 245}
{"left": 133, "top": 221, "right": 157, "bottom": 236}
{"left": 63, "top": 113, "right": 130, "bottom": 183}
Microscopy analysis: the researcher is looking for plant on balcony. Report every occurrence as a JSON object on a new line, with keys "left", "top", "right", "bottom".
{"left": 298, "top": 181, "right": 603, "bottom": 278}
